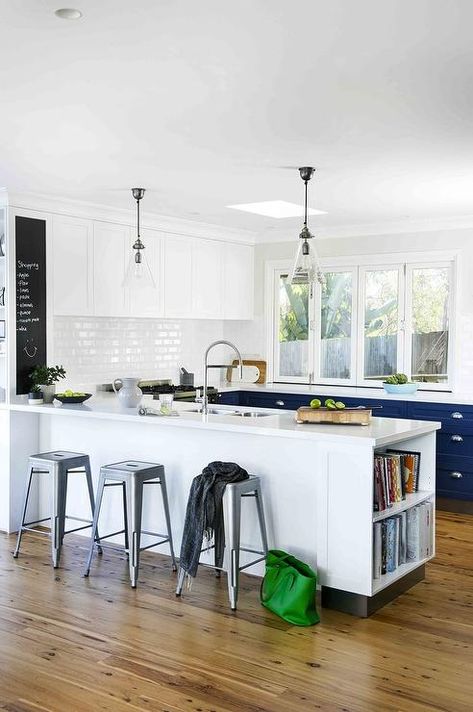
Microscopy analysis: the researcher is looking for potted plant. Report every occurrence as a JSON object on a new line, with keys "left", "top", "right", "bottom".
{"left": 28, "top": 384, "right": 44, "bottom": 405}
{"left": 383, "top": 373, "right": 419, "bottom": 394}
{"left": 30, "top": 364, "right": 66, "bottom": 404}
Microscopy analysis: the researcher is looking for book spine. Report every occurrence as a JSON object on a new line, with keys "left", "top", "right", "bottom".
{"left": 373, "top": 522, "right": 382, "bottom": 579}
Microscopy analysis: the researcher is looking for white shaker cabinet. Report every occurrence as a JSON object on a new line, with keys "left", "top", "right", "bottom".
{"left": 93, "top": 223, "right": 128, "bottom": 317}
{"left": 223, "top": 242, "right": 254, "bottom": 319}
{"left": 125, "top": 229, "right": 164, "bottom": 318}
{"left": 163, "top": 235, "right": 193, "bottom": 317}
{"left": 191, "top": 238, "right": 224, "bottom": 319}
{"left": 52, "top": 216, "right": 94, "bottom": 316}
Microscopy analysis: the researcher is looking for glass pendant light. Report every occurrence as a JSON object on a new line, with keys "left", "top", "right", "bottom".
{"left": 290, "top": 167, "right": 325, "bottom": 286}
{"left": 123, "top": 188, "right": 156, "bottom": 289}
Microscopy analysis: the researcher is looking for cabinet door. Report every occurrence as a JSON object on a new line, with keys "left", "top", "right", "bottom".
{"left": 93, "top": 223, "right": 128, "bottom": 317}
{"left": 125, "top": 228, "right": 163, "bottom": 318}
{"left": 224, "top": 243, "right": 254, "bottom": 319}
{"left": 52, "top": 216, "right": 93, "bottom": 315}
{"left": 163, "top": 235, "right": 192, "bottom": 317}
{"left": 192, "top": 239, "right": 224, "bottom": 319}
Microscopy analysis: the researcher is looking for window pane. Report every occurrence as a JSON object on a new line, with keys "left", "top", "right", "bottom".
{"left": 320, "top": 272, "right": 352, "bottom": 379}
{"left": 278, "top": 275, "right": 309, "bottom": 378}
{"left": 411, "top": 267, "right": 449, "bottom": 383}
{"left": 364, "top": 269, "right": 399, "bottom": 380}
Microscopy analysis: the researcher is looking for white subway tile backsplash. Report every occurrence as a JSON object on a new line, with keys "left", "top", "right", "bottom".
{"left": 53, "top": 316, "right": 228, "bottom": 387}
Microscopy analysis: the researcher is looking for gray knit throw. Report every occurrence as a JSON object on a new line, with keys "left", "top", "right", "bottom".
{"left": 179, "top": 461, "right": 249, "bottom": 579}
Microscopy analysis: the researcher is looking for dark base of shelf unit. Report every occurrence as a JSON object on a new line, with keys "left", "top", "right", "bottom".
{"left": 437, "top": 497, "right": 473, "bottom": 515}
{"left": 321, "top": 564, "right": 425, "bottom": 618}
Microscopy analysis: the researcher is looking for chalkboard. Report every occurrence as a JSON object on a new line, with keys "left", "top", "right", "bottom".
{"left": 15, "top": 216, "right": 47, "bottom": 394}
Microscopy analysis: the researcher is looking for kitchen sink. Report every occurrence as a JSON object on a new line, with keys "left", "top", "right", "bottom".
{"left": 185, "top": 408, "right": 272, "bottom": 418}
{"left": 229, "top": 411, "right": 272, "bottom": 418}
{"left": 185, "top": 408, "right": 239, "bottom": 415}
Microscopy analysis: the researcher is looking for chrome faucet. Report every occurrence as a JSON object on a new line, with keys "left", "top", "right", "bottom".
{"left": 200, "top": 340, "right": 243, "bottom": 415}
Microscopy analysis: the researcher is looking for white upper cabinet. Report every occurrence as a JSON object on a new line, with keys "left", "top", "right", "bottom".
{"left": 93, "top": 223, "right": 128, "bottom": 317}
{"left": 125, "top": 228, "right": 164, "bottom": 318}
{"left": 191, "top": 239, "right": 224, "bottom": 319}
{"left": 223, "top": 242, "right": 254, "bottom": 319}
{"left": 163, "top": 234, "right": 193, "bottom": 317}
{"left": 52, "top": 216, "right": 94, "bottom": 316}
{"left": 51, "top": 212, "right": 255, "bottom": 321}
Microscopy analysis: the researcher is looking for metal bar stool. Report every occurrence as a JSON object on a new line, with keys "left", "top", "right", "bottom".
{"left": 83, "top": 460, "right": 177, "bottom": 588}
{"left": 176, "top": 475, "right": 269, "bottom": 610}
{"left": 13, "top": 450, "right": 100, "bottom": 568}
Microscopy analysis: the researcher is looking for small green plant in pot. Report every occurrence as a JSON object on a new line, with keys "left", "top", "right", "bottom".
{"left": 28, "top": 384, "right": 44, "bottom": 405}
{"left": 30, "top": 365, "right": 66, "bottom": 404}
{"left": 383, "top": 373, "right": 418, "bottom": 394}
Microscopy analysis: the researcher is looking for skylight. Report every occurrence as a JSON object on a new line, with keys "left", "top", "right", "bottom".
{"left": 226, "top": 200, "right": 327, "bottom": 219}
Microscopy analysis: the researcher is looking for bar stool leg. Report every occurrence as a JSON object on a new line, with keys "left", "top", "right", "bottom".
{"left": 84, "top": 460, "right": 103, "bottom": 555}
{"left": 214, "top": 516, "right": 224, "bottom": 578}
{"left": 13, "top": 466, "right": 35, "bottom": 559}
{"left": 83, "top": 475, "right": 105, "bottom": 576}
{"left": 225, "top": 486, "right": 242, "bottom": 611}
{"left": 122, "top": 482, "right": 129, "bottom": 556}
{"left": 125, "top": 477, "right": 143, "bottom": 588}
{"left": 158, "top": 473, "right": 177, "bottom": 572}
{"left": 254, "top": 484, "right": 269, "bottom": 554}
{"left": 175, "top": 567, "right": 186, "bottom": 595}
{"left": 51, "top": 464, "right": 67, "bottom": 568}
{"left": 59, "top": 469, "right": 69, "bottom": 546}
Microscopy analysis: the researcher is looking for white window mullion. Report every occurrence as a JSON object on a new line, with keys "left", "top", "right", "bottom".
{"left": 403, "top": 264, "right": 413, "bottom": 379}
{"left": 311, "top": 281, "right": 321, "bottom": 384}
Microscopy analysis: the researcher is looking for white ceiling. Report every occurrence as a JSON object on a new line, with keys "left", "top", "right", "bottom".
{"left": 1, "top": 0, "right": 473, "bottom": 240}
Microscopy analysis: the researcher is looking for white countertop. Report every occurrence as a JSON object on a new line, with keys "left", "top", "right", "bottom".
{"left": 5, "top": 394, "right": 440, "bottom": 447}
{"left": 219, "top": 381, "right": 473, "bottom": 406}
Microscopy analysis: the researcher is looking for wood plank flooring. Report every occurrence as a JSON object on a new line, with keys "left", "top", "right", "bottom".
{"left": 0, "top": 511, "right": 471, "bottom": 712}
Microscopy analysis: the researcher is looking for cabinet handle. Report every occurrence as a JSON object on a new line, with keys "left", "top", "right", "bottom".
{"left": 275, "top": 400, "right": 285, "bottom": 406}
{"left": 451, "top": 434, "right": 464, "bottom": 442}
{"left": 449, "top": 471, "right": 463, "bottom": 479}
{"left": 451, "top": 411, "right": 464, "bottom": 419}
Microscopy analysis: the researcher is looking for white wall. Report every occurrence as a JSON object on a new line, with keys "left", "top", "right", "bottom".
{"left": 224, "top": 227, "right": 473, "bottom": 394}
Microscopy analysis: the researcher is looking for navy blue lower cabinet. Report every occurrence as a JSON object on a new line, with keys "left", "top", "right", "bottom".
{"left": 244, "top": 392, "right": 309, "bottom": 410}
{"left": 437, "top": 454, "right": 473, "bottom": 499}
{"left": 437, "top": 431, "right": 473, "bottom": 457}
{"left": 218, "top": 391, "right": 242, "bottom": 406}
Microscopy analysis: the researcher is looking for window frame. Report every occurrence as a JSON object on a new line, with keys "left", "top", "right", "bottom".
{"left": 271, "top": 267, "right": 314, "bottom": 384}
{"left": 358, "top": 262, "right": 405, "bottom": 387}
{"left": 315, "top": 265, "right": 359, "bottom": 387}
{"left": 265, "top": 251, "right": 458, "bottom": 391}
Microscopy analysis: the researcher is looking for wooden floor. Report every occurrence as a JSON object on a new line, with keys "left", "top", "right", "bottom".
{"left": 0, "top": 512, "right": 471, "bottom": 712}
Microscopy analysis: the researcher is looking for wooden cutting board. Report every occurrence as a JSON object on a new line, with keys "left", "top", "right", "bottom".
{"left": 295, "top": 406, "right": 372, "bottom": 426}
{"left": 226, "top": 359, "right": 267, "bottom": 384}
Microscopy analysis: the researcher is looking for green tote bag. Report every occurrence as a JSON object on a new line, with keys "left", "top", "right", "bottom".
{"left": 260, "top": 549, "right": 320, "bottom": 626}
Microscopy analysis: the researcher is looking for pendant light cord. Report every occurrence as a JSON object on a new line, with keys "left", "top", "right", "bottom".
{"left": 137, "top": 196, "right": 140, "bottom": 238}
{"left": 304, "top": 179, "right": 308, "bottom": 228}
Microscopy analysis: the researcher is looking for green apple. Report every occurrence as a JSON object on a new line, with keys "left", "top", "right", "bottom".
{"left": 310, "top": 398, "right": 321, "bottom": 409}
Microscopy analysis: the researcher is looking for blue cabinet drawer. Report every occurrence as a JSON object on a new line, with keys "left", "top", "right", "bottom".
{"left": 437, "top": 432, "right": 473, "bottom": 457}
{"left": 408, "top": 403, "right": 473, "bottom": 431}
{"left": 437, "top": 454, "right": 473, "bottom": 498}
{"left": 218, "top": 391, "right": 242, "bottom": 406}
{"left": 245, "top": 393, "right": 307, "bottom": 410}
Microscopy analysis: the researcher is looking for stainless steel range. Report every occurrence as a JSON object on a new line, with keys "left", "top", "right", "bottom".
{"left": 138, "top": 379, "right": 219, "bottom": 403}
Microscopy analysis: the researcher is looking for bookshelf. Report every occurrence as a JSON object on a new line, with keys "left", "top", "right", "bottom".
{"left": 321, "top": 426, "right": 438, "bottom": 617}
{"left": 370, "top": 437, "right": 436, "bottom": 596}
{"left": 372, "top": 555, "right": 432, "bottom": 595}
{"left": 372, "top": 490, "right": 434, "bottom": 522}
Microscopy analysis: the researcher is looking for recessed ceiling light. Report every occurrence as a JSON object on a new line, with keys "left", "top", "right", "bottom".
{"left": 55, "top": 8, "right": 83, "bottom": 20}
{"left": 226, "top": 200, "right": 327, "bottom": 219}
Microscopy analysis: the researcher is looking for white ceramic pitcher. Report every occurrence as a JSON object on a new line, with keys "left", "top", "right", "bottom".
{"left": 112, "top": 377, "right": 143, "bottom": 408}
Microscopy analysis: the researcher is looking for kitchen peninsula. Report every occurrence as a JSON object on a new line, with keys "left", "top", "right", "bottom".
{"left": 2, "top": 397, "right": 440, "bottom": 615}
